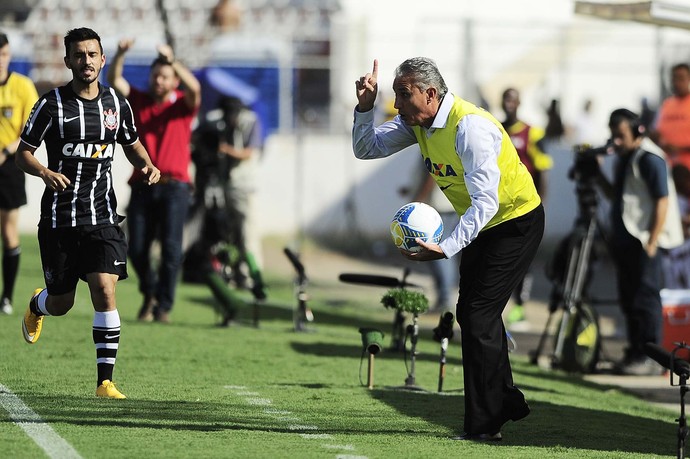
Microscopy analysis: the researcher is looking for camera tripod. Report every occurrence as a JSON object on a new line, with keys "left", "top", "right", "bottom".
{"left": 531, "top": 161, "right": 611, "bottom": 373}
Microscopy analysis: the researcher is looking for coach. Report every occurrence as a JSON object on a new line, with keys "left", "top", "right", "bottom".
{"left": 352, "top": 57, "right": 544, "bottom": 441}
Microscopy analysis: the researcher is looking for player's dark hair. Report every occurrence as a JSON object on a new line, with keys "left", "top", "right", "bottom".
{"left": 609, "top": 108, "right": 644, "bottom": 138}
{"left": 0, "top": 33, "right": 8, "bottom": 48}
{"left": 64, "top": 28, "right": 103, "bottom": 56}
{"left": 395, "top": 57, "right": 448, "bottom": 100}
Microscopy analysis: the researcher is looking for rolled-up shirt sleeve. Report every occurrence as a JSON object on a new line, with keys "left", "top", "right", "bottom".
{"left": 352, "top": 107, "right": 417, "bottom": 159}
{"left": 439, "top": 114, "right": 501, "bottom": 258}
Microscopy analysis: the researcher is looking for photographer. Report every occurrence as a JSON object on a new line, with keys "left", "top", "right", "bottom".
{"left": 593, "top": 108, "right": 684, "bottom": 375}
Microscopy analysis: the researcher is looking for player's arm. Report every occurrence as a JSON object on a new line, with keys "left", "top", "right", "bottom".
{"left": 122, "top": 140, "right": 160, "bottom": 185}
{"left": 646, "top": 195, "right": 668, "bottom": 257}
{"left": 106, "top": 39, "right": 133, "bottom": 97}
{"left": 15, "top": 141, "right": 71, "bottom": 192}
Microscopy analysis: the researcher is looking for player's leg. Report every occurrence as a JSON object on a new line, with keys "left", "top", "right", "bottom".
{"left": 0, "top": 208, "right": 21, "bottom": 313}
{"left": 0, "top": 160, "right": 27, "bottom": 314}
{"left": 82, "top": 225, "right": 128, "bottom": 399}
{"left": 87, "top": 272, "right": 125, "bottom": 399}
{"left": 155, "top": 181, "right": 190, "bottom": 323}
{"left": 22, "top": 226, "right": 79, "bottom": 344}
{"left": 127, "top": 184, "right": 157, "bottom": 321}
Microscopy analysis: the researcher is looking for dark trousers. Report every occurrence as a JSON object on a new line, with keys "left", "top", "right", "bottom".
{"left": 127, "top": 181, "right": 190, "bottom": 312}
{"left": 610, "top": 234, "right": 663, "bottom": 360}
{"left": 457, "top": 204, "right": 544, "bottom": 434}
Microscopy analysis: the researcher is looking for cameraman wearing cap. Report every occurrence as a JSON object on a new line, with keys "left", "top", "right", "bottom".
{"left": 594, "top": 109, "right": 684, "bottom": 375}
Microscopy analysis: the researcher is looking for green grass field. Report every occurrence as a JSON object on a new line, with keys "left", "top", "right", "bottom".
{"left": 0, "top": 236, "right": 681, "bottom": 458}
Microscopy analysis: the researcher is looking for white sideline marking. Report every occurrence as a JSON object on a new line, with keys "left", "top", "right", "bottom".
{"left": 300, "top": 433, "right": 334, "bottom": 440}
{"left": 226, "top": 385, "right": 368, "bottom": 459}
{"left": 264, "top": 409, "right": 292, "bottom": 415}
{"left": 288, "top": 424, "right": 319, "bottom": 431}
{"left": 323, "top": 444, "right": 355, "bottom": 451}
{"left": 0, "top": 384, "right": 82, "bottom": 459}
{"left": 246, "top": 398, "right": 272, "bottom": 406}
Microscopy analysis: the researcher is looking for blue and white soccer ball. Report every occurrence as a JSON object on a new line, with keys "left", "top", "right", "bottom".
{"left": 390, "top": 202, "right": 444, "bottom": 252}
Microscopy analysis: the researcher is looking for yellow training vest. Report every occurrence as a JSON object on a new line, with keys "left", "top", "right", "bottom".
{"left": 412, "top": 96, "right": 541, "bottom": 231}
{"left": 0, "top": 72, "right": 38, "bottom": 150}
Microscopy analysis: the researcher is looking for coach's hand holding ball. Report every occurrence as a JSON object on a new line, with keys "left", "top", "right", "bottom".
{"left": 355, "top": 59, "right": 378, "bottom": 112}
{"left": 390, "top": 202, "right": 446, "bottom": 261}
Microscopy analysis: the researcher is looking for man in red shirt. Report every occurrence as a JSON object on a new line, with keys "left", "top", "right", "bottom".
{"left": 107, "top": 39, "right": 201, "bottom": 323}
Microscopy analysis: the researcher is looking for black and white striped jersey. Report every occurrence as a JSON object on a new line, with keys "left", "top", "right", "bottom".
{"left": 21, "top": 83, "right": 139, "bottom": 228}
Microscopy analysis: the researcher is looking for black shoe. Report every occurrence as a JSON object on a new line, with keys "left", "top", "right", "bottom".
{"left": 137, "top": 296, "right": 157, "bottom": 322}
{"left": 451, "top": 432, "right": 502, "bottom": 442}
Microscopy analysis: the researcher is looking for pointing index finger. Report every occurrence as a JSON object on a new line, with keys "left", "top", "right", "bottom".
{"left": 372, "top": 59, "right": 378, "bottom": 79}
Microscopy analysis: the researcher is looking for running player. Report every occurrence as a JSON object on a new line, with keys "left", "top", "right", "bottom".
{"left": 15, "top": 27, "right": 160, "bottom": 399}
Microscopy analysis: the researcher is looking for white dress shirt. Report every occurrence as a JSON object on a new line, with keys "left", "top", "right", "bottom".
{"left": 352, "top": 93, "right": 502, "bottom": 257}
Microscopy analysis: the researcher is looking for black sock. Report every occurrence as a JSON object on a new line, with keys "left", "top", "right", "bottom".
{"left": 93, "top": 310, "right": 121, "bottom": 386}
{"left": 2, "top": 246, "right": 20, "bottom": 302}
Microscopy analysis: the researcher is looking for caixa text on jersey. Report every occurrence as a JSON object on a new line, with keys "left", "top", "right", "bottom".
{"left": 61, "top": 143, "right": 114, "bottom": 158}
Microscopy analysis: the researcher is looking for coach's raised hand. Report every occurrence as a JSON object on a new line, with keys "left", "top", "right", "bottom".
{"left": 355, "top": 59, "right": 378, "bottom": 112}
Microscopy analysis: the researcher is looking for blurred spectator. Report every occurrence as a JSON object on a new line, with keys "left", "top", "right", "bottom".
{"left": 107, "top": 39, "right": 201, "bottom": 324}
{"left": 650, "top": 63, "right": 690, "bottom": 170}
{"left": 545, "top": 98, "right": 565, "bottom": 141}
{"left": 672, "top": 163, "right": 690, "bottom": 239}
{"left": 192, "top": 95, "right": 265, "bottom": 299}
{"left": 0, "top": 32, "right": 38, "bottom": 314}
{"left": 501, "top": 88, "right": 552, "bottom": 331}
{"left": 210, "top": 0, "right": 242, "bottom": 33}
{"left": 639, "top": 97, "right": 656, "bottom": 134}
{"left": 572, "top": 99, "right": 599, "bottom": 146}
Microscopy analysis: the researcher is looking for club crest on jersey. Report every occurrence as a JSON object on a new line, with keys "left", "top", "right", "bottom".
{"left": 424, "top": 157, "right": 458, "bottom": 177}
{"left": 103, "top": 108, "right": 118, "bottom": 131}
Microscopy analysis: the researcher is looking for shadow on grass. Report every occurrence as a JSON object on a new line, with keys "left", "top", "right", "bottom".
{"left": 0, "top": 395, "right": 320, "bottom": 433}
{"left": 369, "top": 388, "right": 677, "bottom": 456}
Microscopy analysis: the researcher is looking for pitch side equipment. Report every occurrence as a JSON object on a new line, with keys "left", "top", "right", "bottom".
{"left": 530, "top": 144, "right": 615, "bottom": 373}
{"left": 339, "top": 268, "right": 422, "bottom": 351}
{"left": 645, "top": 341, "right": 690, "bottom": 459}
{"left": 284, "top": 247, "right": 314, "bottom": 332}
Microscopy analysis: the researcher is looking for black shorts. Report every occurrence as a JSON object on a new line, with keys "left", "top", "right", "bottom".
{"left": 37, "top": 224, "right": 128, "bottom": 295}
{"left": 0, "top": 159, "right": 26, "bottom": 209}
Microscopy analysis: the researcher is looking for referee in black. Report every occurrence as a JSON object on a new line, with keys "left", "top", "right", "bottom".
{"left": 15, "top": 28, "right": 160, "bottom": 399}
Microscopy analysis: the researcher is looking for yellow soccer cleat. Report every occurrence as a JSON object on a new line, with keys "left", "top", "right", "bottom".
{"left": 22, "top": 288, "right": 45, "bottom": 344}
{"left": 96, "top": 380, "right": 127, "bottom": 399}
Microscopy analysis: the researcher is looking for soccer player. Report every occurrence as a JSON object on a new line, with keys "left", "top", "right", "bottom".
{"left": 0, "top": 32, "right": 39, "bottom": 314}
{"left": 353, "top": 58, "right": 543, "bottom": 441}
{"left": 15, "top": 28, "right": 160, "bottom": 399}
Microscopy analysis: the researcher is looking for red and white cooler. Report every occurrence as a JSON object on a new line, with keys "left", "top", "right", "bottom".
{"left": 660, "top": 289, "right": 690, "bottom": 361}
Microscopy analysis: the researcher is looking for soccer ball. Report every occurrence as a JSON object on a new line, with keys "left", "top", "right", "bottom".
{"left": 390, "top": 202, "right": 444, "bottom": 252}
